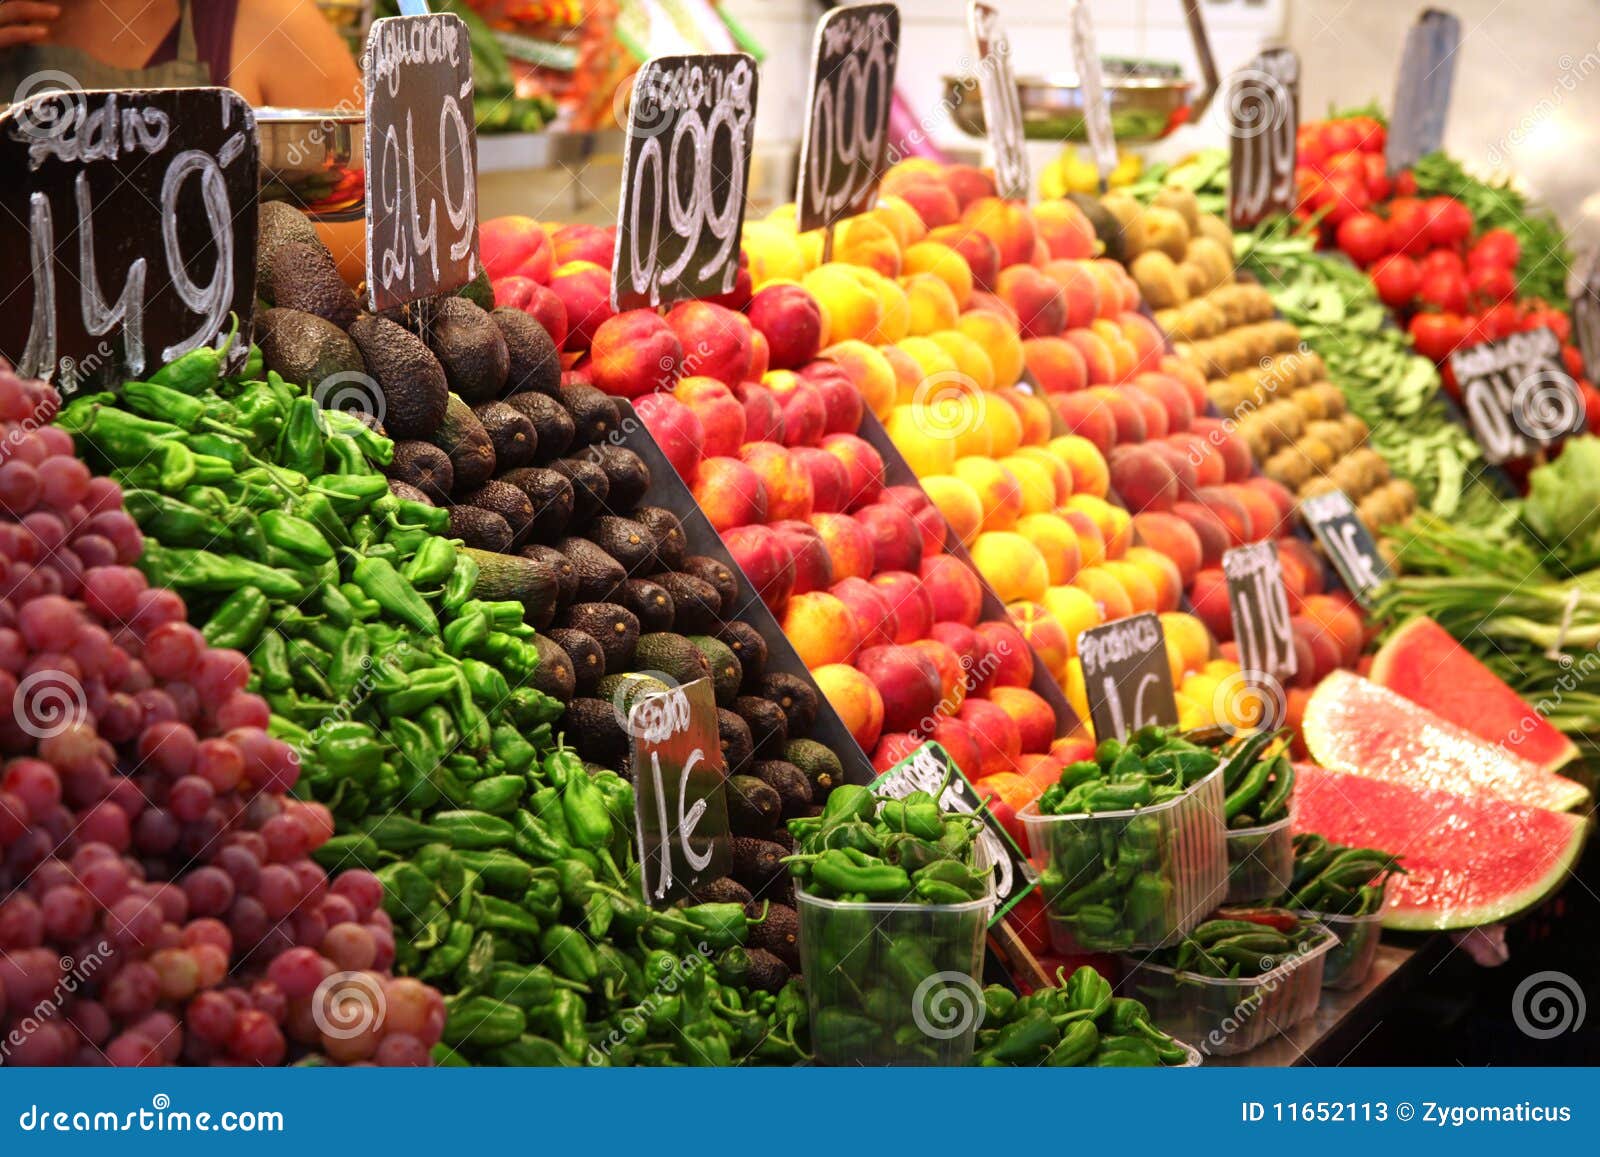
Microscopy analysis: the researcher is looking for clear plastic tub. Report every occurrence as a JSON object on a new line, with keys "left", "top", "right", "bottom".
{"left": 1308, "top": 909, "right": 1384, "bottom": 990}
{"left": 1122, "top": 927, "right": 1336, "bottom": 1056}
{"left": 1224, "top": 816, "right": 1293, "bottom": 903}
{"left": 1020, "top": 767, "right": 1227, "bottom": 954}
{"left": 796, "top": 846, "right": 994, "bottom": 1066}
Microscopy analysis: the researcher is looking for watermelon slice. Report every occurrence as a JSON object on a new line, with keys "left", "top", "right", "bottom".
{"left": 1294, "top": 763, "right": 1588, "bottom": 930}
{"left": 1372, "top": 616, "right": 1580, "bottom": 774}
{"left": 1303, "top": 671, "right": 1590, "bottom": 812}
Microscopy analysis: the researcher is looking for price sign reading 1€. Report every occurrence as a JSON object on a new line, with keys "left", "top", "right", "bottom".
{"left": 628, "top": 677, "right": 731, "bottom": 906}
{"left": 967, "top": 1, "right": 1028, "bottom": 202}
{"left": 612, "top": 54, "right": 758, "bottom": 310}
{"left": 1077, "top": 613, "right": 1179, "bottom": 742}
{"left": 796, "top": 4, "right": 900, "bottom": 234}
{"left": 1301, "top": 490, "right": 1391, "bottom": 607}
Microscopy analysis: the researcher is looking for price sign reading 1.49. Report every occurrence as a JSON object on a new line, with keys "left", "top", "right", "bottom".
{"left": 1077, "top": 613, "right": 1179, "bottom": 742}
{"left": 796, "top": 4, "right": 900, "bottom": 234}
{"left": 612, "top": 54, "right": 758, "bottom": 311}
{"left": 364, "top": 12, "right": 481, "bottom": 312}
{"left": 967, "top": 1, "right": 1028, "bottom": 202}
{"left": 629, "top": 678, "right": 731, "bottom": 906}
{"left": 0, "top": 87, "right": 258, "bottom": 392}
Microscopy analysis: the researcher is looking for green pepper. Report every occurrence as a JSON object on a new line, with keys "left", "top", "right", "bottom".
{"left": 442, "top": 995, "right": 526, "bottom": 1048}
{"left": 200, "top": 586, "right": 270, "bottom": 650}
{"left": 474, "top": 893, "right": 543, "bottom": 939}
{"left": 1045, "top": 1019, "right": 1099, "bottom": 1066}
{"left": 522, "top": 870, "right": 563, "bottom": 923}
{"left": 1092, "top": 1033, "right": 1161, "bottom": 1067}
{"left": 1063, "top": 966, "right": 1112, "bottom": 1021}
{"left": 377, "top": 862, "right": 437, "bottom": 916}
{"left": 258, "top": 509, "right": 335, "bottom": 563}
{"left": 322, "top": 407, "right": 396, "bottom": 466}
{"left": 978, "top": 1011, "right": 1059, "bottom": 1064}
{"left": 1125, "top": 871, "right": 1174, "bottom": 939}
{"left": 469, "top": 774, "right": 527, "bottom": 814}
{"left": 539, "top": 924, "right": 599, "bottom": 984}
{"left": 377, "top": 667, "right": 457, "bottom": 716}
{"left": 274, "top": 396, "right": 325, "bottom": 475}
{"left": 148, "top": 316, "right": 237, "bottom": 394}
{"left": 419, "top": 921, "right": 472, "bottom": 980}
{"left": 983, "top": 985, "right": 1018, "bottom": 1025}
{"left": 315, "top": 722, "right": 385, "bottom": 782}
{"left": 349, "top": 554, "right": 438, "bottom": 635}
{"left": 404, "top": 536, "right": 458, "bottom": 588}
{"left": 364, "top": 814, "right": 443, "bottom": 851}
{"left": 802, "top": 849, "right": 909, "bottom": 899}
{"left": 491, "top": 725, "right": 539, "bottom": 775}
{"left": 490, "top": 1035, "right": 577, "bottom": 1067}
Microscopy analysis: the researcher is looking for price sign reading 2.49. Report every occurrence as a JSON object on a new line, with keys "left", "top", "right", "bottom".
{"left": 612, "top": 54, "right": 758, "bottom": 311}
{"left": 1077, "top": 613, "right": 1179, "bottom": 743}
{"left": 363, "top": 13, "right": 481, "bottom": 312}
{"left": 628, "top": 678, "right": 731, "bottom": 906}
{"left": 796, "top": 4, "right": 900, "bottom": 234}
{"left": 967, "top": 2, "right": 1028, "bottom": 202}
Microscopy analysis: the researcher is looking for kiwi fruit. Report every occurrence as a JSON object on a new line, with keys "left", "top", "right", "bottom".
{"left": 547, "top": 627, "right": 605, "bottom": 695}
{"left": 679, "top": 555, "right": 737, "bottom": 613}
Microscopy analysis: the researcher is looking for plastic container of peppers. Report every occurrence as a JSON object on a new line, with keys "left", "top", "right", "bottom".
{"left": 1019, "top": 767, "right": 1227, "bottom": 955}
{"left": 1302, "top": 907, "right": 1384, "bottom": 991}
{"left": 797, "top": 843, "right": 994, "bottom": 1066}
{"left": 1122, "top": 927, "right": 1337, "bottom": 1056}
{"left": 1224, "top": 816, "right": 1293, "bottom": 904}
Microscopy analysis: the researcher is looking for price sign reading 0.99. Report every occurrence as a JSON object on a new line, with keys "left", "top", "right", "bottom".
{"left": 0, "top": 87, "right": 258, "bottom": 393}
{"left": 967, "top": 1, "right": 1028, "bottom": 202}
{"left": 1077, "top": 613, "right": 1179, "bottom": 743}
{"left": 612, "top": 54, "right": 758, "bottom": 311}
{"left": 1301, "top": 490, "right": 1390, "bottom": 607}
{"left": 629, "top": 677, "right": 731, "bottom": 906}
{"left": 796, "top": 4, "right": 900, "bottom": 234}
{"left": 1228, "top": 48, "right": 1299, "bottom": 231}
{"left": 363, "top": 13, "right": 481, "bottom": 312}
{"left": 1222, "top": 542, "right": 1297, "bottom": 713}
{"left": 1448, "top": 327, "right": 1584, "bottom": 464}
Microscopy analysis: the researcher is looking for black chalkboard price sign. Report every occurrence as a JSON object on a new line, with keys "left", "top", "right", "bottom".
{"left": 363, "top": 12, "right": 481, "bottom": 313}
{"left": 1228, "top": 48, "right": 1299, "bottom": 231}
{"left": 1386, "top": 9, "right": 1460, "bottom": 175}
{"left": 1301, "top": 490, "right": 1390, "bottom": 607}
{"left": 0, "top": 87, "right": 258, "bottom": 393}
{"left": 967, "top": 1, "right": 1028, "bottom": 202}
{"left": 628, "top": 677, "right": 731, "bottom": 906}
{"left": 1222, "top": 541, "right": 1298, "bottom": 705}
{"left": 797, "top": 4, "right": 900, "bottom": 234}
{"left": 611, "top": 54, "right": 759, "bottom": 311}
{"left": 1077, "top": 612, "right": 1179, "bottom": 742}
{"left": 1069, "top": 0, "right": 1117, "bottom": 191}
{"left": 1447, "top": 327, "right": 1584, "bottom": 464}
{"left": 1575, "top": 252, "right": 1600, "bottom": 382}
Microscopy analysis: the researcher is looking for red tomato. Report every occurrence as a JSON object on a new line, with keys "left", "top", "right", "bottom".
{"left": 1419, "top": 248, "right": 1465, "bottom": 278}
{"left": 1418, "top": 267, "right": 1469, "bottom": 314}
{"left": 1322, "top": 149, "right": 1367, "bottom": 182}
{"left": 1322, "top": 119, "right": 1362, "bottom": 155}
{"left": 1297, "top": 126, "right": 1330, "bottom": 171}
{"left": 1581, "top": 382, "right": 1600, "bottom": 434}
{"left": 1564, "top": 344, "right": 1586, "bottom": 379}
{"left": 1394, "top": 170, "right": 1418, "bottom": 196}
{"left": 1347, "top": 116, "right": 1386, "bottom": 155}
{"left": 1370, "top": 253, "right": 1421, "bottom": 309}
{"left": 1523, "top": 307, "right": 1572, "bottom": 343}
{"left": 1386, "top": 198, "right": 1432, "bottom": 255}
{"left": 1321, "top": 173, "right": 1372, "bottom": 229}
{"left": 1409, "top": 311, "right": 1467, "bottom": 361}
{"left": 1467, "top": 227, "right": 1521, "bottom": 271}
{"left": 1477, "top": 301, "right": 1521, "bottom": 340}
{"left": 1424, "top": 196, "right": 1474, "bottom": 249}
{"left": 1468, "top": 264, "right": 1516, "bottom": 305}
{"left": 1335, "top": 212, "right": 1391, "bottom": 266}
{"left": 1361, "top": 152, "right": 1393, "bottom": 201}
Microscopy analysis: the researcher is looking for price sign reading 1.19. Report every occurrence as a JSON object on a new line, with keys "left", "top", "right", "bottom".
{"left": 967, "top": 1, "right": 1028, "bottom": 202}
{"left": 612, "top": 54, "right": 758, "bottom": 311}
{"left": 1222, "top": 541, "right": 1297, "bottom": 715}
{"left": 629, "top": 678, "right": 731, "bottom": 906}
{"left": 1077, "top": 612, "right": 1179, "bottom": 742}
{"left": 0, "top": 87, "right": 258, "bottom": 393}
{"left": 797, "top": 4, "right": 900, "bottom": 234}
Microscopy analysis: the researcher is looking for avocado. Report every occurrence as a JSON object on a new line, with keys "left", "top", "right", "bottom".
{"left": 766, "top": 827, "right": 795, "bottom": 854}
{"left": 589, "top": 515, "right": 656, "bottom": 574}
{"left": 784, "top": 739, "right": 842, "bottom": 801}
{"left": 633, "top": 507, "right": 685, "bottom": 570}
{"left": 529, "top": 634, "right": 576, "bottom": 701}
{"left": 430, "top": 395, "right": 497, "bottom": 494}
{"left": 551, "top": 457, "right": 609, "bottom": 527}
{"left": 499, "top": 467, "right": 573, "bottom": 542}
{"left": 734, "top": 695, "right": 789, "bottom": 760}
{"left": 752, "top": 759, "right": 812, "bottom": 814}
{"left": 503, "top": 391, "right": 574, "bottom": 462}
{"left": 456, "top": 267, "right": 494, "bottom": 311}
{"left": 585, "top": 444, "right": 649, "bottom": 511}
{"left": 426, "top": 297, "right": 509, "bottom": 403}
{"left": 386, "top": 440, "right": 454, "bottom": 504}
{"left": 729, "top": 837, "right": 787, "bottom": 891}
{"left": 742, "top": 947, "right": 791, "bottom": 994}
{"left": 759, "top": 672, "right": 818, "bottom": 735}
{"left": 448, "top": 505, "right": 512, "bottom": 553}
{"left": 556, "top": 602, "right": 639, "bottom": 669}
{"left": 717, "top": 621, "right": 767, "bottom": 689}
{"left": 256, "top": 202, "right": 319, "bottom": 300}
{"left": 461, "top": 480, "right": 535, "bottom": 548}
{"left": 558, "top": 383, "right": 620, "bottom": 446}
{"left": 679, "top": 556, "right": 737, "bottom": 614}
{"left": 596, "top": 672, "right": 671, "bottom": 736}
{"left": 492, "top": 307, "right": 561, "bottom": 397}
{"left": 648, "top": 572, "right": 721, "bottom": 635}
{"left": 633, "top": 632, "right": 712, "bottom": 688}
{"left": 1069, "top": 192, "right": 1124, "bottom": 262}
{"left": 688, "top": 635, "right": 741, "bottom": 706}
{"left": 717, "top": 708, "right": 754, "bottom": 777}
{"left": 562, "top": 697, "right": 628, "bottom": 769}
{"left": 726, "top": 774, "right": 782, "bottom": 837}
{"left": 458, "top": 548, "right": 559, "bottom": 626}
{"left": 386, "top": 480, "right": 435, "bottom": 506}
{"left": 556, "top": 537, "right": 625, "bottom": 603}
{"left": 547, "top": 627, "right": 605, "bottom": 694}
{"left": 690, "top": 877, "right": 753, "bottom": 906}
{"left": 519, "top": 543, "right": 577, "bottom": 607}
{"left": 747, "top": 903, "right": 801, "bottom": 972}
{"left": 472, "top": 402, "right": 537, "bottom": 471}
{"left": 347, "top": 314, "right": 449, "bottom": 439}
{"left": 267, "top": 241, "right": 360, "bottom": 330}
{"left": 616, "top": 577, "right": 676, "bottom": 633}
{"left": 255, "top": 307, "right": 365, "bottom": 387}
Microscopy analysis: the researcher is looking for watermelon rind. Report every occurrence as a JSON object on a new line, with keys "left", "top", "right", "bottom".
{"left": 1303, "top": 671, "right": 1590, "bottom": 813}
{"left": 1372, "top": 615, "right": 1581, "bottom": 776}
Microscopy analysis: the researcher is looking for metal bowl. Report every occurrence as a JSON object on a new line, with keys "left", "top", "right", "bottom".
{"left": 255, "top": 107, "right": 366, "bottom": 223}
{"left": 946, "top": 71, "right": 1196, "bottom": 143}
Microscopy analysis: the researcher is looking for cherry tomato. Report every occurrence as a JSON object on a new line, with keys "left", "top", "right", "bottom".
{"left": 1477, "top": 301, "right": 1521, "bottom": 340}
{"left": 1424, "top": 196, "right": 1474, "bottom": 249}
{"left": 1523, "top": 307, "right": 1572, "bottom": 343}
{"left": 1361, "top": 152, "right": 1393, "bottom": 201}
{"left": 1370, "top": 253, "right": 1421, "bottom": 309}
{"left": 1580, "top": 382, "right": 1600, "bottom": 434}
{"left": 1386, "top": 197, "right": 1432, "bottom": 255}
{"left": 1418, "top": 268, "right": 1469, "bottom": 314}
{"left": 1321, "top": 119, "right": 1362, "bottom": 155}
{"left": 1420, "top": 248, "right": 1466, "bottom": 278}
{"left": 1394, "top": 170, "right": 1418, "bottom": 196}
{"left": 1335, "top": 212, "right": 1391, "bottom": 266}
{"left": 1564, "top": 344, "right": 1586, "bottom": 380}
{"left": 1467, "top": 227, "right": 1521, "bottom": 271}
{"left": 1409, "top": 311, "right": 1468, "bottom": 362}
{"left": 1468, "top": 264, "right": 1516, "bottom": 306}
{"left": 1347, "top": 116, "right": 1386, "bottom": 155}
{"left": 1297, "top": 125, "right": 1330, "bottom": 171}
{"left": 1320, "top": 172, "right": 1371, "bottom": 229}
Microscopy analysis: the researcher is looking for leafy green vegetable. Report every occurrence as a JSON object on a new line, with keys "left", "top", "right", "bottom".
{"left": 1521, "top": 437, "right": 1600, "bottom": 573}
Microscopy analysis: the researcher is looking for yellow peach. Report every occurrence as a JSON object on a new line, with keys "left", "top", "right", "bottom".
{"left": 901, "top": 241, "right": 974, "bottom": 307}
{"left": 901, "top": 271, "right": 961, "bottom": 336}
{"left": 921, "top": 474, "right": 986, "bottom": 547}
{"left": 929, "top": 330, "right": 995, "bottom": 392}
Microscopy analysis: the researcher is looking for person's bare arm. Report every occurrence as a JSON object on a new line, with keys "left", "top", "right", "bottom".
{"left": 0, "top": 2, "right": 60, "bottom": 50}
